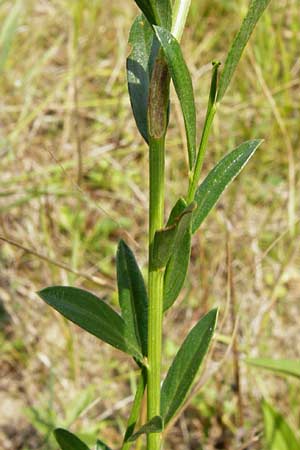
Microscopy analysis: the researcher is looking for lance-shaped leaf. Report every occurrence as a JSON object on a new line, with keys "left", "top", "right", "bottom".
{"left": 161, "top": 309, "right": 217, "bottom": 424}
{"left": 154, "top": 26, "right": 196, "bottom": 169}
{"left": 123, "top": 367, "right": 147, "bottom": 443}
{"left": 54, "top": 428, "right": 90, "bottom": 450}
{"left": 133, "top": 1, "right": 172, "bottom": 29}
{"left": 192, "top": 139, "right": 262, "bottom": 234}
{"left": 128, "top": 416, "right": 163, "bottom": 442}
{"left": 163, "top": 202, "right": 196, "bottom": 311}
{"left": 127, "top": 15, "right": 159, "bottom": 142}
{"left": 117, "top": 240, "right": 148, "bottom": 356}
{"left": 38, "top": 286, "right": 142, "bottom": 360}
{"left": 246, "top": 358, "right": 300, "bottom": 380}
{"left": 217, "top": 0, "right": 271, "bottom": 101}
{"left": 152, "top": 201, "right": 194, "bottom": 270}
{"left": 96, "top": 440, "right": 112, "bottom": 450}
{"left": 262, "top": 400, "right": 300, "bottom": 450}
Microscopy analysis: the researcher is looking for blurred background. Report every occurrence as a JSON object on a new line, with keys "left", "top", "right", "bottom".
{"left": 0, "top": 0, "right": 299, "bottom": 449}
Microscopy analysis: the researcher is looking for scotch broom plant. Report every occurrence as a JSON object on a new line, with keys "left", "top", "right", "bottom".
{"left": 38, "top": 0, "right": 272, "bottom": 448}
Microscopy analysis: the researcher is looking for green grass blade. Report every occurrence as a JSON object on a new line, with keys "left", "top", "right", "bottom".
{"left": 117, "top": 240, "right": 148, "bottom": 356}
{"left": 154, "top": 26, "right": 196, "bottom": 169}
{"left": 217, "top": 0, "right": 271, "bottom": 101}
{"left": 163, "top": 202, "right": 196, "bottom": 311}
{"left": 128, "top": 416, "right": 163, "bottom": 442}
{"left": 0, "top": 0, "right": 22, "bottom": 72}
{"left": 192, "top": 139, "right": 263, "bottom": 234}
{"left": 54, "top": 428, "right": 90, "bottom": 450}
{"left": 262, "top": 400, "right": 300, "bottom": 450}
{"left": 38, "top": 286, "right": 142, "bottom": 360}
{"left": 127, "top": 15, "right": 159, "bottom": 142}
{"left": 161, "top": 309, "right": 217, "bottom": 424}
{"left": 133, "top": 1, "right": 172, "bottom": 29}
{"left": 246, "top": 358, "right": 300, "bottom": 379}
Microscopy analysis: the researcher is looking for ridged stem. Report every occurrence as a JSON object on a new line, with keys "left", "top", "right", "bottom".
{"left": 147, "top": 136, "right": 165, "bottom": 450}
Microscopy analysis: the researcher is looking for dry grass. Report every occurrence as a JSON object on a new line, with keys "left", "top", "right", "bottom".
{"left": 0, "top": 0, "right": 300, "bottom": 449}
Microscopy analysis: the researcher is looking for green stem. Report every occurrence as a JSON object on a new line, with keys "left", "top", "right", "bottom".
{"left": 187, "top": 105, "right": 216, "bottom": 202}
{"left": 172, "top": 0, "right": 191, "bottom": 42}
{"left": 121, "top": 368, "right": 147, "bottom": 450}
{"left": 147, "top": 136, "right": 165, "bottom": 450}
{"left": 187, "top": 61, "right": 221, "bottom": 202}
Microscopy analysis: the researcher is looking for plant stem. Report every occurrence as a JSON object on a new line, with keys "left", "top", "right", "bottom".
{"left": 145, "top": 4, "right": 193, "bottom": 448}
{"left": 187, "top": 62, "right": 220, "bottom": 202}
{"left": 147, "top": 136, "right": 165, "bottom": 450}
{"left": 187, "top": 105, "right": 216, "bottom": 202}
{"left": 172, "top": 0, "right": 191, "bottom": 42}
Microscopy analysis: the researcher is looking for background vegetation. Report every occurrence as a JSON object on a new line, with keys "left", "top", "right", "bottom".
{"left": 0, "top": 0, "right": 299, "bottom": 449}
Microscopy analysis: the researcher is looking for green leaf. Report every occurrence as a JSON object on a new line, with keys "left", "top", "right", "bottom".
{"left": 38, "top": 286, "right": 142, "bottom": 360}
{"left": 127, "top": 15, "right": 159, "bottom": 142}
{"left": 123, "top": 367, "right": 147, "bottom": 443}
{"left": 96, "top": 440, "right": 112, "bottom": 450}
{"left": 117, "top": 240, "right": 148, "bottom": 356}
{"left": 152, "top": 224, "right": 177, "bottom": 270}
{"left": 163, "top": 202, "right": 196, "bottom": 311}
{"left": 166, "top": 197, "right": 187, "bottom": 226}
{"left": 133, "top": 1, "right": 172, "bottom": 29}
{"left": 217, "top": 0, "right": 271, "bottom": 101}
{"left": 128, "top": 416, "right": 163, "bottom": 442}
{"left": 246, "top": 358, "right": 300, "bottom": 380}
{"left": 54, "top": 428, "right": 90, "bottom": 450}
{"left": 152, "top": 201, "right": 194, "bottom": 270}
{"left": 161, "top": 309, "right": 217, "bottom": 424}
{"left": 192, "top": 139, "right": 262, "bottom": 234}
{"left": 262, "top": 400, "right": 300, "bottom": 450}
{"left": 154, "top": 26, "right": 196, "bottom": 169}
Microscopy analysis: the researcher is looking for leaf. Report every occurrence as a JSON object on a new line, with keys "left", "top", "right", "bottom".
{"left": 152, "top": 224, "right": 177, "bottom": 270}
{"left": 161, "top": 309, "right": 217, "bottom": 424}
{"left": 154, "top": 26, "right": 196, "bottom": 169}
{"left": 133, "top": 1, "right": 172, "bottom": 29}
{"left": 262, "top": 400, "right": 300, "bottom": 450}
{"left": 54, "top": 428, "right": 90, "bottom": 450}
{"left": 152, "top": 201, "right": 194, "bottom": 270}
{"left": 246, "top": 358, "right": 300, "bottom": 380}
{"left": 166, "top": 197, "right": 187, "bottom": 226}
{"left": 192, "top": 139, "right": 262, "bottom": 234}
{"left": 128, "top": 416, "right": 163, "bottom": 442}
{"left": 163, "top": 202, "right": 196, "bottom": 311}
{"left": 123, "top": 367, "right": 147, "bottom": 443}
{"left": 96, "top": 439, "right": 112, "bottom": 450}
{"left": 127, "top": 15, "right": 159, "bottom": 142}
{"left": 38, "top": 286, "right": 142, "bottom": 360}
{"left": 117, "top": 240, "right": 148, "bottom": 356}
{"left": 217, "top": 0, "right": 271, "bottom": 101}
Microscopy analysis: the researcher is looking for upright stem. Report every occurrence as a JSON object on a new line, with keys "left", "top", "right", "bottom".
{"left": 146, "top": 3, "right": 192, "bottom": 448}
{"left": 147, "top": 48, "right": 169, "bottom": 449}
{"left": 187, "top": 61, "right": 220, "bottom": 202}
{"left": 147, "top": 136, "right": 165, "bottom": 450}
{"left": 187, "top": 105, "right": 216, "bottom": 202}
{"left": 172, "top": 0, "right": 191, "bottom": 42}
